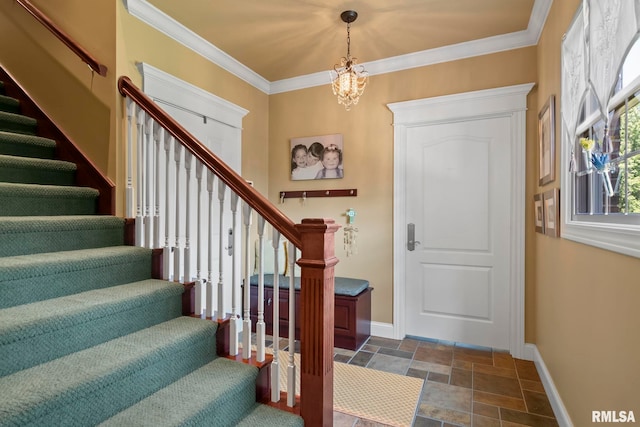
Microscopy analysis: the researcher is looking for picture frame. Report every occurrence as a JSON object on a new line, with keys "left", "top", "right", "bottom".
{"left": 543, "top": 188, "right": 560, "bottom": 237}
{"left": 534, "top": 193, "right": 545, "bottom": 234}
{"left": 290, "top": 134, "right": 343, "bottom": 181}
{"left": 538, "top": 95, "right": 556, "bottom": 186}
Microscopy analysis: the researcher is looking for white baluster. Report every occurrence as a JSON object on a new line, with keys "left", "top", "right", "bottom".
{"left": 256, "top": 216, "right": 266, "bottom": 363}
{"left": 271, "top": 228, "right": 282, "bottom": 403}
{"left": 125, "top": 98, "right": 135, "bottom": 219}
{"left": 229, "top": 192, "right": 240, "bottom": 356}
{"left": 242, "top": 201, "right": 253, "bottom": 360}
{"left": 287, "top": 242, "right": 297, "bottom": 407}
{"left": 163, "top": 134, "right": 173, "bottom": 281}
{"left": 153, "top": 124, "right": 162, "bottom": 249}
{"left": 206, "top": 170, "right": 216, "bottom": 319}
{"left": 173, "top": 143, "right": 183, "bottom": 283}
{"left": 135, "top": 109, "right": 145, "bottom": 247}
{"left": 194, "top": 160, "right": 204, "bottom": 317}
{"left": 144, "top": 114, "right": 153, "bottom": 249}
{"left": 217, "top": 180, "right": 227, "bottom": 321}
{"left": 183, "top": 151, "right": 193, "bottom": 283}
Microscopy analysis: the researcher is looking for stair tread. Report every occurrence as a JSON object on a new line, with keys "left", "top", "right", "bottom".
{"left": 0, "top": 279, "right": 181, "bottom": 343}
{"left": 0, "top": 181, "right": 98, "bottom": 198}
{"left": 237, "top": 404, "right": 304, "bottom": 427}
{"left": 0, "top": 215, "right": 122, "bottom": 234}
{"left": 0, "top": 110, "right": 37, "bottom": 135}
{"left": 0, "top": 94, "right": 20, "bottom": 114}
{"left": 99, "top": 358, "right": 261, "bottom": 427}
{"left": 0, "top": 153, "right": 76, "bottom": 171}
{"left": 0, "top": 130, "right": 56, "bottom": 159}
{"left": 0, "top": 317, "right": 218, "bottom": 426}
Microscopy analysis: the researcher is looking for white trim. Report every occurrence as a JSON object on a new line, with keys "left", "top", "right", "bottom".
{"left": 123, "top": 0, "right": 270, "bottom": 94}
{"left": 388, "top": 83, "right": 534, "bottom": 358}
{"left": 138, "top": 62, "right": 248, "bottom": 129}
{"left": 123, "top": 0, "right": 551, "bottom": 95}
{"left": 526, "top": 344, "right": 575, "bottom": 427}
{"left": 370, "top": 321, "right": 395, "bottom": 340}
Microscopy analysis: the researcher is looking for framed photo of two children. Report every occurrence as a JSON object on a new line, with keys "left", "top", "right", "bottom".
{"left": 290, "top": 134, "right": 343, "bottom": 180}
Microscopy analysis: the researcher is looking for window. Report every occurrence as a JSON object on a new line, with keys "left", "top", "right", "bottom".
{"left": 561, "top": 3, "right": 640, "bottom": 258}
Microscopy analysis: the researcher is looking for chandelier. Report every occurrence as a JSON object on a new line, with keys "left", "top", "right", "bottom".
{"left": 331, "top": 10, "right": 368, "bottom": 111}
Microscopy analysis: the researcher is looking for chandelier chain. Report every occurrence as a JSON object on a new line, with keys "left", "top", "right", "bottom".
{"left": 346, "top": 22, "right": 351, "bottom": 59}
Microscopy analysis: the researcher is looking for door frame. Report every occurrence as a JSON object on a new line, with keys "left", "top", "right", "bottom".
{"left": 388, "top": 83, "right": 534, "bottom": 358}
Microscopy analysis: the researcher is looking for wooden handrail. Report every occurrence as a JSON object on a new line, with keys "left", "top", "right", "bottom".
{"left": 16, "top": 0, "right": 107, "bottom": 77}
{"left": 117, "top": 76, "right": 302, "bottom": 249}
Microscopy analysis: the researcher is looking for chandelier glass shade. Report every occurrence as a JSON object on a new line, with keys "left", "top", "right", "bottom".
{"left": 331, "top": 11, "right": 368, "bottom": 111}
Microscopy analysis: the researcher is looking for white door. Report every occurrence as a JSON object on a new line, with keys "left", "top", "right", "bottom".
{"left": 404, "top": 116, "right": 511, "bottom": 349}
{"left": 157, "top": 101, "right": 242, "bottom": 316}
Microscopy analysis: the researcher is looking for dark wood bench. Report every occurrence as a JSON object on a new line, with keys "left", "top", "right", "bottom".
{"left": 248, "top": 274, "right": 372, "bottom": 350}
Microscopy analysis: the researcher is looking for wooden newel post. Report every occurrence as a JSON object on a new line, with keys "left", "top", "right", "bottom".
{"left": 296, "top": 218, "right": 340, "bottom": 427}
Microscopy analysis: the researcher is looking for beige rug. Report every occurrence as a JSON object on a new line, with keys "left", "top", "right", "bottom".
{"left": 269, "top": 351, "right": 423, "bottom": 427}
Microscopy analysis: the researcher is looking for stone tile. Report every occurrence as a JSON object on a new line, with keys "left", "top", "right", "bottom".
{"left": 367, "top": 353, "right": 412, "bottom": 375}
{"left": 378, "top": 347, "right": 415, "bottom": 359}
{"left": 334, "top": 353, "right": 352, "bottom": 363}
{"left": 453, "top": 343, "right": 492, "bottom": 357}
{"left": 500, "top": 408, "right": 559, "bottom": 427}
{"left": 473, "top": 414, "right": 501, "bottom": 427}
{"left": 335, "top": 347, "right": 357, "bottom": 357}
{"left": 450, "top": 368, "right": 472, "bottom": 389}
{"left": 519, "top": 379, "right": 545, "bottom": 393}
{"left": 473, "top": 371, "right": 522, "bottom": 398}
{"left": 522, "top": 389, "right": 556, "bottom": 418}
{"left": 514, "top": 359, "right": 541, "bottom": 382}
{"left": 452, "top": 359, "right": 472, "bottom": 370}
{"left": 420, "top": 382, "right": 472, "bottom": 413}
{"left": 473, "top": 363, "right": 517, "bottom": 379}
{"left": 410, "top": 360, "right": 451, "bottom": 375}
{"left": 366, "top": 336, "right": 401, "bottom": 349}
{"left": 472, "top": 402, "right": 500, "bottom": 419}
{"left": 412, "top": 416, "right": 442, "bottom": 427}
{"left": 452, "top": 351, "right": 493, "bottom": 366}
{"left": 334, "top": 411, "right": 358, "bottom": 427}
{"left": 493, "top": 351, "right": 516, "bottom": 369}
{"left": 501, "top": 422, "right": 530, "bottom": 427}
{"left": 407, "top": 368, "right": 428, "bottom": 380}
{"left": 361, "top": 344, "right": 380, "bottom": 353}
{"left": 349, "top": 351, "right": 375, "bottom": 367}
{"left": 417, "top": 403, "right": 470, "bottom": 427}
{"left": 355, "top": 419, "right": 394, "bottom": 427}
{"left": 427, "top": 372, "right": 449, "bottom": 384}
{"left": 414, "top": 346, "right": 453, "bottom": 366}
{"left": 398, "top": 338, "right": 420, "bottom": 353}
{"left": 473, "top": 391, "right": 527, "bottom": 412}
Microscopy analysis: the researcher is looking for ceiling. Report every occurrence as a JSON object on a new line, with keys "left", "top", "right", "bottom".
{"left": 145, "top": 0, "right": 540, "bottom": 84}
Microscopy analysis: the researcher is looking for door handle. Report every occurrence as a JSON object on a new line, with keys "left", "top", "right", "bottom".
{"left": 407, "top": 223, "right": 421, "bottom": 251}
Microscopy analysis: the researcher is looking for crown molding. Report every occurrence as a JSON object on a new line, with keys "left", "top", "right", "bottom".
{"left": 124, "top": 0, "right": 552, "bottom": 95}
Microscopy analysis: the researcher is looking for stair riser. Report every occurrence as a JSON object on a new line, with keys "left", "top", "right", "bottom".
{"left": 0, "top": 228, "right": 123, "bottom": 257}
{"left": 0, "top": 120, "right": 36, "bottom": 136}
{"left": 0, "top": 166, "right": 74, "bottom": 186}
{"left": 0, "top": 194, "right": 97, "bottom": 216}
{"left": 0, "top": 140, "right": 55, "bottom": 159}
{"left": 0, "top": 297, "right": 182, "bottom": 377}
{"left": 0, "top": 260, "right": 152, "bottom": 309}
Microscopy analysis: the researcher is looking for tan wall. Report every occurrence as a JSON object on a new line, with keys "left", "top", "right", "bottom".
{"left": 534, "top": 1, "right": 640, "bottom": 425}
{"left": 115, "top": 2, "right": 270, "bottom": 215}
{"left": 0, "top": 0, "right": 115, "bottom": 189}
{"left": 269, "top": 48, "right": 538, "bottom": 325}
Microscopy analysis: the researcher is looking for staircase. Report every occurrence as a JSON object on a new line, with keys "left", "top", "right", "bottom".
{"left": 0, "top": 77, "right": 303, "bottom": 426}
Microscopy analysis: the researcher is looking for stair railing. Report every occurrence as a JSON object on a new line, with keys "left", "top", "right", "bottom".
{"left": 119, "top": 76, "right": 337, "bottom": 426}
{"left": 15, "top": 0, "right": 108, "bottom": 77}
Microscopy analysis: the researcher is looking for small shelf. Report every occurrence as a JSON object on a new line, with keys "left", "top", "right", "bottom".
{"left": 280, "top": 189, "right": 357, "bottom": 199}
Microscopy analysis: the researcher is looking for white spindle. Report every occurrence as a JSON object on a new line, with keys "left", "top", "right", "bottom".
{"left": 256, "top": 216, "right": 266, "bottom": 363}
{"left": 183, "top": 152, "right": 193, "bottom": 283}
{"left": 125, "top": 98, "right": 135, "bottom": 219}
{"left": 242, "top": 201, "right": 253, "bottom": 360}
{"left": 144, "top": 114, "right": 153, "bottom": 249}
{"left": 195, "top": 161, "right": 204, "bottom": 317}
{"left": 287, "top": 242, "right": 297, "bottom": 407}
{"left": 162, "top": 134, "right": 173, "bottom": 281}
{"left": 153, "top": 124, "right": 162, "bottom": 249}
{"left": 173, "top": 143, "right": 183, "bottom": 282}
{"left": 217, "top": 180, "right": 227, "bottom": 320}
{"left": 271, "top": 229, "right": 282, "bottom": 403}
{"left": 229, "top": 192, "right": 240, "bottom": 355}
{"left": 135, "top": 109, "right": 145, "bottom": 247}
{"left": 206, "top": 170, "right": 216, "bottom": 319}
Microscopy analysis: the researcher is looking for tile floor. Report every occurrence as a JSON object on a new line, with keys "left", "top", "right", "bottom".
{"left": 329, "top": 336, "right": 559, "bottom": 427}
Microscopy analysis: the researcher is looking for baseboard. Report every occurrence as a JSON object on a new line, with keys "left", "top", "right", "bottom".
{"left": 525, "top": 344, "right": 573, "bottom": 427}
{"left": 370, "top": 321, "right": 395, "bottom": 339}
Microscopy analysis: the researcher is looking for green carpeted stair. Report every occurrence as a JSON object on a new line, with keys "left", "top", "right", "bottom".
{"left": 0, "top": 77, "right": 303, "bottom": 426}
